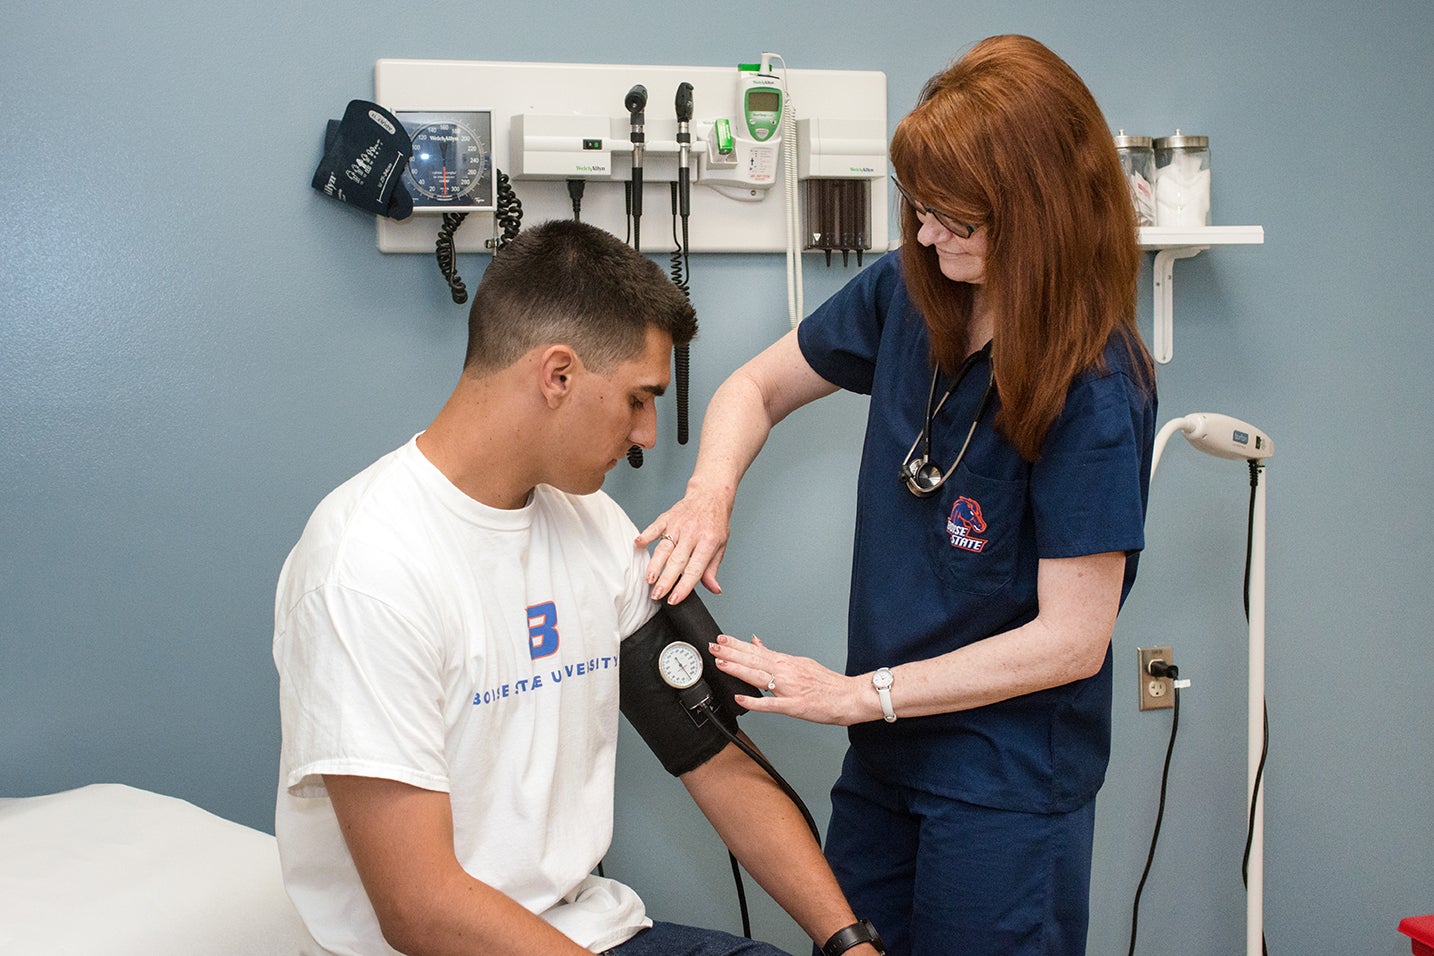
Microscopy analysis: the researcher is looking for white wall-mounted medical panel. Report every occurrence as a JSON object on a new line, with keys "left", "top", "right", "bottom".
{"left": 374, "top": 58, "right": 887, "bottom": 255}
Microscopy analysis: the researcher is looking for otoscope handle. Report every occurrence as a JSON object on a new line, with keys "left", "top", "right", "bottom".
{"left": 675, "top": 82, "right": 693, "bottom": 218}
{"left": 627, "top": 85, "right": 647, "bottom": 224}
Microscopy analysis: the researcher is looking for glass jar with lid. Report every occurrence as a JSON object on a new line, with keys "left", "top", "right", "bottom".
{"left": 1153, "top": 130, "right": 1211, "bottom": 227}
{"left": 1113, "top": 130, "right": 1156, "bottom": 227}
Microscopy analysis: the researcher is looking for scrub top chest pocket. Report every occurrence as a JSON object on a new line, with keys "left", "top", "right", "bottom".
{"left": 924, "top": 463, "right": 1023, "bottom": 597}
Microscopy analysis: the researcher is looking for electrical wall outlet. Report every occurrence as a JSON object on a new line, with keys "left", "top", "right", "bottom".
{"left": 1137, "top": 646, "right": 1175, "bottom": 711}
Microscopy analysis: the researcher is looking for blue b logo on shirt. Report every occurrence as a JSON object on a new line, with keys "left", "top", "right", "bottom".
{"left": 527, "top": 601, "right": 560, "bottom": 659}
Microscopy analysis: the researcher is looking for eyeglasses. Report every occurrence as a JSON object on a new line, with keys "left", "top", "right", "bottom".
{"left": 891, "top": 176, "right": 982, "bottom": 240}
{"left": 900, "top": 343, "right": 996, "bottom": 497}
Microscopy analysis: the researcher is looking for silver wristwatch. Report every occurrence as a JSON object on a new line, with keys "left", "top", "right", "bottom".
{"left": 872, "top": 667, "right": 896, "bottom": 723}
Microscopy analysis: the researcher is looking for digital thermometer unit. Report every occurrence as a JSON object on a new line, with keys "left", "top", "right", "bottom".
{"left": 701, "top": 64, "right": 784, "bottom": 199}
{"left": 740, "top": 68, "right": 783, "bottom": 143}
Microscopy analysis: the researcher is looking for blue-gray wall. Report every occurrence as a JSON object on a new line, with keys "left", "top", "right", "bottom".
{"left": 3, "top": 2, "right": 1430, "bottom": 953}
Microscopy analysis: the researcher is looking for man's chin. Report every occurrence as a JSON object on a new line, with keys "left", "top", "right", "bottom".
{"left": 562, "top": 471, "right": 609, "bottom": 497}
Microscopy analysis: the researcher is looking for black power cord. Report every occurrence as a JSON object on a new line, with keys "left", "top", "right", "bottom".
{"left": 566, "top": 178, "right": 586, "bottom": 222}
{"left": 1242, "top": 460, "right": 1270, "bottom": 956}
{"left": 1128, "top": 457, "right": 1270, "bottom": 956}
{"left": 1127, "top": 663, "right": 1181, "bottom": 956}
{"left": 729, "top": 853, "right": 752, "bottom": 939}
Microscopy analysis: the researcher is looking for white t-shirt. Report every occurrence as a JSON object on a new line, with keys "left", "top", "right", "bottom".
{"left": 273, "top": 437, "right": 658, "bottom": 955}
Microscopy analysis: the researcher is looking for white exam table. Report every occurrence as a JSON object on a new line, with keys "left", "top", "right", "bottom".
{"left": 0, "top": 783, "right": 318, "bottom": 955}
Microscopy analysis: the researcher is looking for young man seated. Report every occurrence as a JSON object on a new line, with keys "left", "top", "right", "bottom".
{"left": 273, "top": 220, "right": 883, "bottom": 956}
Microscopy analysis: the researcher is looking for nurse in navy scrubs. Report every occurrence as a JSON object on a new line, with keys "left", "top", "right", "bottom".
{"left": 640, "top": 35, "right": 1157, "bottom": 956}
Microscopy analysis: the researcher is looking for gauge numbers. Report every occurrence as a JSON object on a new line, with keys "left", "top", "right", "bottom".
{"left": 397, "top": 111, "right": 495, "bottom": 211}
{"left": 657, "top": 641, "right": 706, "bottom": 690}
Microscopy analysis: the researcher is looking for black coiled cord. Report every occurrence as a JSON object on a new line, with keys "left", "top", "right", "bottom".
{"left": 669, "top": 183, "right": 691, "bottom": 445}
{"left": 436, "top": 212, "right": 469, "bottom": 304}
{"left": 668, "top": 185, "right": 691, "bottom": 298}
{"left": 674, "top": 343, "right": 691, "bottom": 446}
{"left": 493, "top": 170, "right": 522, "bottom": 253}
{"left": 431, "top": 169, "right": 522, "bottom": 304}
{"left": 667, "top": 247, "right": 689, "bottom": 294}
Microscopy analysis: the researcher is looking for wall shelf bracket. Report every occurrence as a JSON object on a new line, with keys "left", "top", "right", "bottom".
{"left": 1140, "top": 225, "right": 1264, "bottom": 364}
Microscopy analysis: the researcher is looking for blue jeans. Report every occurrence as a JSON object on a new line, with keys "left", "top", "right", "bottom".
{"left": 823, "top": 750, "right": 1096, "bottom": 956}
{"left": 604, "top": 920, "right": 793, "bottom": 955}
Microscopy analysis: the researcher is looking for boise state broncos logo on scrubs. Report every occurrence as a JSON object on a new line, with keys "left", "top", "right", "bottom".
{"left": 945, "top": 496, "right": 989, "bottom": 553}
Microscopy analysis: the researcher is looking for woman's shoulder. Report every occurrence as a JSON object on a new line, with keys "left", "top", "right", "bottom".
{"left": 795, "top": 251, "right": 929, "bottom": 397}
{"left": 1077, "top": 330, "right": 1154, "bottom": 391}
{"left": 1052, "top": 332, "right": 1156, "bottom": 435}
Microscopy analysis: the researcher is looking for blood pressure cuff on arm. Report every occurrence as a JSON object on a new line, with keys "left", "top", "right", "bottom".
{"left": 620, "top": 595, "right": 763, "bottom": 777}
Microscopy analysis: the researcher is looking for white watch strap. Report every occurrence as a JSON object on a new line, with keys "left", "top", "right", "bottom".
{"left": 874, "top": 667, "right": 897, "bottom": 723}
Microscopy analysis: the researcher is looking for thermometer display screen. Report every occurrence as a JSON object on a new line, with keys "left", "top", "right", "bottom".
{"left": 746, "top": 89, "right": 781, "bottom": 113}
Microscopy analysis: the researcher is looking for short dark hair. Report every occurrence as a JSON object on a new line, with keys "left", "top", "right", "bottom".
{"left": 463, "top": 220, "right": 697, "bottom": 373}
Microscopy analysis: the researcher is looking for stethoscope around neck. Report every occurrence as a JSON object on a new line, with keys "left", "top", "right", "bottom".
{"left": 900, "top": 340, "right": 996, "bottom": 498}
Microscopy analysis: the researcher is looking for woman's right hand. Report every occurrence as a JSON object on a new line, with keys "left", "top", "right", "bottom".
{"left": 637, "top": 328, "right": 836, "bottom": 605}
{"left": 636, "top": 485, "right": 734, "bottom": 604}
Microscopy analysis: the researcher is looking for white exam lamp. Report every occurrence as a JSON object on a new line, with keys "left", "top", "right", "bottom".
{"left": 1151, "top": 412, "right": 1273, "bottom": 956}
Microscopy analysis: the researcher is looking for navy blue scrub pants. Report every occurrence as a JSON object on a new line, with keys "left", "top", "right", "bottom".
{"left": 822, "top": 750, "right": 1096, "bottom": 956}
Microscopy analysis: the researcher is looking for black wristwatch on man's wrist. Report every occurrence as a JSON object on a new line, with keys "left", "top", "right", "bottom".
{"left": 821, "top": 918, "right": 886, "bottom": 956}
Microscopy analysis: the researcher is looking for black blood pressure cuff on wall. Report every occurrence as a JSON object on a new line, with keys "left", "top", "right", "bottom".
{"left": 311, "top": 99, "right": 414, "bottom": 220}
{"left": 620, "top": 595, "right": 763, "bottom": 777}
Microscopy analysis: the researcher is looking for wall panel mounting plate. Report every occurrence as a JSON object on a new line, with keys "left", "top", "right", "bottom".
{"left": 373, "top": 58, "right": 887, "bottom": 255}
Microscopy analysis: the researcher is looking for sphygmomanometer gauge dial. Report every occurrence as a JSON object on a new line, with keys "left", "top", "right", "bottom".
{"left": 397, "top": 111, "right": 495, "bottom": 210}
{"left": 657, "top": 641, "right": 705, "bottom": 690}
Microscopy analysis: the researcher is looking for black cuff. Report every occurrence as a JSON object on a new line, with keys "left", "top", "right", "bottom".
{"left": 821, "top": 918, "right": 885, "bottom": 956}
{"left": 619, "top": 595, "right": 761, "bottom": 776}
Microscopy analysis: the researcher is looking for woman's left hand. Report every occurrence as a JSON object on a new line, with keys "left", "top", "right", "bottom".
{"left": 711, "top": 634, "right": 872, "bottom": 726}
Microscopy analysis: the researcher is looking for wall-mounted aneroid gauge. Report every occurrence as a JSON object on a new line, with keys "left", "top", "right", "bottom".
{"left": 396, "top": 111, "right": 496, "bottom": 211}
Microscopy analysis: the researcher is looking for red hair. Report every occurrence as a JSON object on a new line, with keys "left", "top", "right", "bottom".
{"left": 890, "top": 35, "right": 1152, "bottom": 461}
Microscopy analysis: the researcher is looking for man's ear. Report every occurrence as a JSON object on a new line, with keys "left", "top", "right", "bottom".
{"left": 537, "top": 344, "right": 580, "bottom": 408}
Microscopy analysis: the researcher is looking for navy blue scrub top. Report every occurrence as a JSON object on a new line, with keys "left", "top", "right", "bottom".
{"left": 797, "top": 252, "right": 1157, "bottom": 813}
